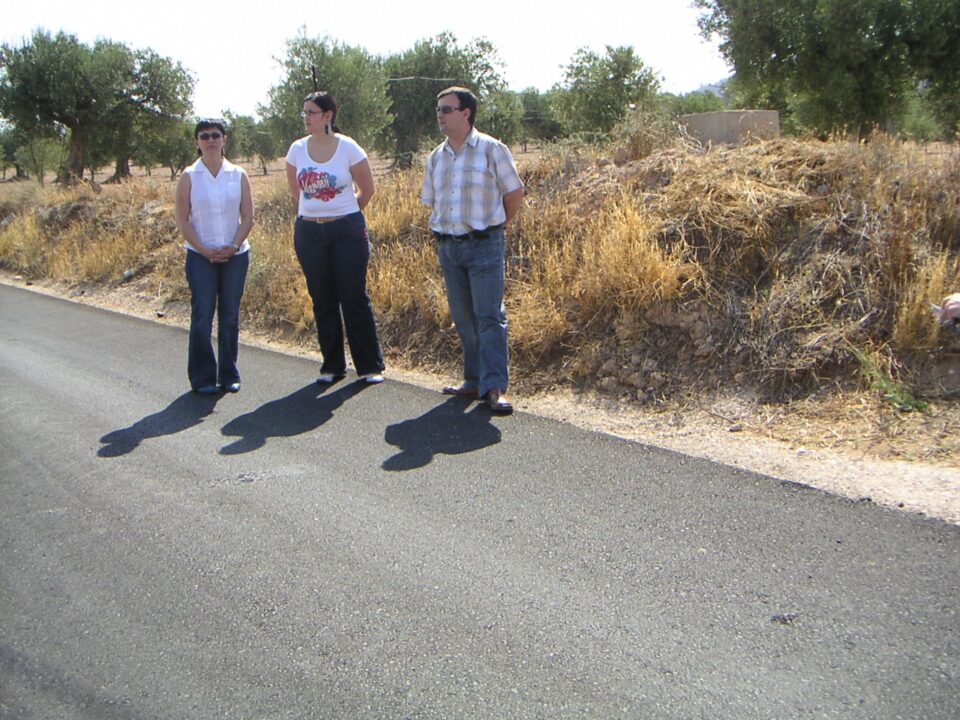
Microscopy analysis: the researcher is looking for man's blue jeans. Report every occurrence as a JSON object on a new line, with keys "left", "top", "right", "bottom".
{"left": 185, "top": 249, "right": 249, "bottom": 389}
{"left": 437, "top": 230, "right": 509, "bottom": 397}
{"left": 293, "top": 212, "right": 385, "bottom": 377}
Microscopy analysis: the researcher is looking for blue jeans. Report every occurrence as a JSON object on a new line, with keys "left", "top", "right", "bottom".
{"left": 185, "top": 249, "right": 249, "bottom": 389}
{"left": 294, "top": 212, "right": 385, "bottom": 376}
{"left": 437, "top": 230, "right": 509, "bottom": 397}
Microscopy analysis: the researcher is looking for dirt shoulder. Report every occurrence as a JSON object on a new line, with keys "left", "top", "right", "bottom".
{"left": 5, "top": 274, "right": 958, "bottom": 527}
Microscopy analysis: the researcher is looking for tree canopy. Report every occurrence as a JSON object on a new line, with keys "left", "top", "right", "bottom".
{"left": 380, "top": 33, "right": 508, "bottom": 167}
{"left": 552, "top": 45, "right": 661, "bottom": 135}
{"left": 0, "top": 30, "right": 193, "bottom": 180}
{"left": 695, "top": 0, "right": 960, "bottom": 136}
{"left": 259, "top": 34, "right": 392, "bottom": 152}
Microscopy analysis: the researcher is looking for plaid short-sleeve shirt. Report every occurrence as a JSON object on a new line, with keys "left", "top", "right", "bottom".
{"left": 421, "top": 128, "right": 523, "bottom": 235}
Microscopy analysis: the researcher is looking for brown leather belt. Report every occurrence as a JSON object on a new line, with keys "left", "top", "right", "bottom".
{"left": 299, "top": 215, "right": 346, "bottom": 223}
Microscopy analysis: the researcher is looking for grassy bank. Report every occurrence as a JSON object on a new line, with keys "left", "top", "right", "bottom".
{"left": 2, "top": 137, "right": 959, "bottom": 419}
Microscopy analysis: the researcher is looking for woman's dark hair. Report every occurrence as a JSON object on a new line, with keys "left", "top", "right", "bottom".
{"left": 437, "top": 86, "right": 478, "bottom": 127}
{"left": 194, "top": 118, "right": 227, "bottom": 156}
{"left": 304, "top": 91, "right": 341, "bottom": 134}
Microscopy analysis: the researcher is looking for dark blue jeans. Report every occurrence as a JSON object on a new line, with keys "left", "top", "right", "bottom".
{"left": 293, "top": 212, "right": 384, "bottom": 376}
{"left": 437, "top": 229, "right": 509, "bottom": 397}
{"left": 185, "top": 249, "right": 249, "bottom": 389}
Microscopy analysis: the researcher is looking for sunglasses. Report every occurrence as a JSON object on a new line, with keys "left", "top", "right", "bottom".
{"left": 436, "top": 105, "right": 462, "bottom": 114}
{"left": 198, "top": 132, "right": 222, "bottom": 140}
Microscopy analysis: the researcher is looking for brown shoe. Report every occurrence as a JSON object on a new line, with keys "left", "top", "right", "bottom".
{"left": 442, "top": 385, "right": 479, "bottom": 399}
{"left": 485, "top": 389, "right": 513, "bottom": 415}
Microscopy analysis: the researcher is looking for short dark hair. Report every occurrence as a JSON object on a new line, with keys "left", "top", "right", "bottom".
{"left": 304, "top": 91, "right": 341, "bottom": 133}
{"left": 437, "top": 86, "right": 477, "bottom": 127}
{"left": 194, "top": 118, "right": 227, "bottom": 138}
{"left": 194, "top": 118, "right": 227, "bottom": 156}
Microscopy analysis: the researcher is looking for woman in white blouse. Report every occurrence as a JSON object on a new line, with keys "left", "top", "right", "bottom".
{"left": 175, "top": 119, "right": 254, "bottom": 395}
{"left": 285, "top": 91, "right": 385, "bottom": 385}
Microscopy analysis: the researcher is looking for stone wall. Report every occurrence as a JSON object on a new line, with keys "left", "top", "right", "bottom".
{"left": 681, "top": 110, "right": 780, "bottom": 146}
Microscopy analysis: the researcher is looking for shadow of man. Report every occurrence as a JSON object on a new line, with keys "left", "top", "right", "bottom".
{"left": 98, "top": 392, "right": 220, "bottom": 458}
{"left": 382, "top": 397, "right": 501, "bottom": 471}
{"left": 219, "top": 380, "right": 367, "bottom": 455}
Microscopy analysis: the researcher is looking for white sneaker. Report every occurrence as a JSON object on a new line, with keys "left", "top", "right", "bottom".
{"left": 317, "top": 373, "right": 343, "bottom": 384}
{"left": 359, "top": 373, "right": 384, "bottom": 384}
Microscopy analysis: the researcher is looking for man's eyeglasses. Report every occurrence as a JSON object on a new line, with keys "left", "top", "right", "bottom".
{"left": 436, "top": 105, "right": 462, "bottom": 114}
{"left": 301, "top": 110, "right": 324, "bottom": 117}
{"left": 198, "top": 132, "right": 222, "bottom": 141}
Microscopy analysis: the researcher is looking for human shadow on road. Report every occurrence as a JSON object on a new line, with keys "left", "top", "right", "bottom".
{"left": 98, "top": 392, "right": 220, "bottom": 458}
{"left": 219, "top": 380, "right": 367, "bottom": 455}
{"left": 382, "top": 397, "right": 501, "bottom": 471}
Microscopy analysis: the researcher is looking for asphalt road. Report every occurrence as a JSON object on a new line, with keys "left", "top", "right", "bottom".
{"left": 1, "top": 283, "right": 958, "bottom": 719}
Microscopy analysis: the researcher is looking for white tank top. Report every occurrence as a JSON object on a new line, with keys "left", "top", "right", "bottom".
{"left": 184, "top": 157, "right": 248, "bottom": 253}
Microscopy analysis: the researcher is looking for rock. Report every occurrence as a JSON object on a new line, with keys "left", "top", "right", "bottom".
{"left": 612, "top": 148, "right": 628, "bottom": 166}
{"left": 648, "top": 371, "right": 668, "bottom": 389}
{"left": 626, "top": 372, "right": 646, "bottom": 388}
{"left": 598, "top": 359, "right": 618, "bottom": 377}
{"left": 598, "top": 376, "right": 620, "bottom": 393}
{"left": 694, "top": 340, "right": 715, "bottom": 357}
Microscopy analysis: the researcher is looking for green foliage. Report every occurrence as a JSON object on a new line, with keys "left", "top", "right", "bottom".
{"left": 660, "top": 90, "right": 726, "bottom": 117}
{"left": 478, "top": 89, "right": 523, "bottom": 144}
{"left": 0, "top": 30, "right": 193, "bottom": 181}
{"left": 137, "top": 119, "right": 195, "bottom": 179}
{"left": 517, "top": 87, "right": 565, "bottom": 142}
{"left": 380, "top": 33, "right": 508, "bottom": 167}
{"left": 695, "top": 0, "right": 960, "bottom": 138}
{"left": 0, "top": 125, "right": 27, "bottom": 179}
{"left": 905, "top": 0, "right": 960, "bottom": 134}
{"left": 249, "top": 119, "right": 281, "bottom": 175}
{"left": 854, "top": 350, "right": 929, "bottom": 412}
{"left": 899, "top": 85, "right": 950, "bottom": 142}
{"left": 14, "top": 136, "right": 67, "bottom": 184}
{"left": 261, "top": 33, "right": 391, "bottom": 151}
{"left": 552, "top": 46, "right": 661, "bottom": 135}
{"left": 222, "top": 113, "right": 258, "bottom": 161}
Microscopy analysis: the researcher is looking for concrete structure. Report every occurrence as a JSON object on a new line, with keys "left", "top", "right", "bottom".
{"left": 681, "top": 110, "right": 780, "bottom": 146}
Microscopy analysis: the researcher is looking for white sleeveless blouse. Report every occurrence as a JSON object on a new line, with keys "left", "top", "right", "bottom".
{"left": 184, "top": 157, "right": 249, "bottom": 254}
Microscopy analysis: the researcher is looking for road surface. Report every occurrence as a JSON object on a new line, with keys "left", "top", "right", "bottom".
{"left": 1, "top": 283, "right": 958, "bottom": 718}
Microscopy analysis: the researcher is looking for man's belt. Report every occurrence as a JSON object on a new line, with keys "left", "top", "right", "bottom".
{"left": 432, "top": 224, "right": 503, "bottom": 242}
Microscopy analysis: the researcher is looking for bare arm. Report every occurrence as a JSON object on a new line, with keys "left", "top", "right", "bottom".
{"left": 351, "top": 158, "right": 375, "bottom": 211}
{"left": 286, "top": 162, "right": 300, "bottom": 206}
{"left": 502, "top": 187, "right": 524, "bottom": 225}
{"left": 174, "top": 173, "right": 213, "bottom": 261}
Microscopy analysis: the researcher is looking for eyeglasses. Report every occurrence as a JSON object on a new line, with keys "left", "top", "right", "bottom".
{"left": 198, "top": 132, "right": 222, "bottom": 140}
{"left": 436, "top": 105, "right": 462, "bottom": 115}
{"left": 301, "top": 110, "right": 325, "bottom": 118}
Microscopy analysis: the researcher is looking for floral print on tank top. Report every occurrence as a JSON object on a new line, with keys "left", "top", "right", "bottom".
{"left": 297, "top": 168, "right": 346, "bottom": 201}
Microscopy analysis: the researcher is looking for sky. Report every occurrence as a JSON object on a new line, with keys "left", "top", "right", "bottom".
{"left": 1, "top": 0, "right": 731, "bottom": 120}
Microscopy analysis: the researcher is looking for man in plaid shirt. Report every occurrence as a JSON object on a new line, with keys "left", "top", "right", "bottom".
{"left": 422, "top": 86, "right": 525, "bottom": 415}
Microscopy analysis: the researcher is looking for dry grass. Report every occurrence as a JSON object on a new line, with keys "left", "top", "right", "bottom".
{"left": 2, "top": 137, "right": 958, "bottom": 462}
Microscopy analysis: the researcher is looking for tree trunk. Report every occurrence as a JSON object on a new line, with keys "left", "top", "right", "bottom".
{"left": 105, "top": 157, "right": 132, "bottom": 184}
{"left": 59, "top": 130, "right": 88, "bottom": 184}
{"left": 395, "top": 129, "right": 421, "bottom": 170}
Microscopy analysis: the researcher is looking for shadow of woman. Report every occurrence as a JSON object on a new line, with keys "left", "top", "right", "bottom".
{"left": 98, "top": 392, "right": 220, "bottom": 458}
{"left": 382, "top": 397, "right": 501, "bottom": 471}
{"left": 219, "top": 381, "right": 367, "bottom": 455}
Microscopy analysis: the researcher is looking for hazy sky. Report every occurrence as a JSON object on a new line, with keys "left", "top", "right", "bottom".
{"left": 1, "top": 0, "right": 730, "bottom": 119}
